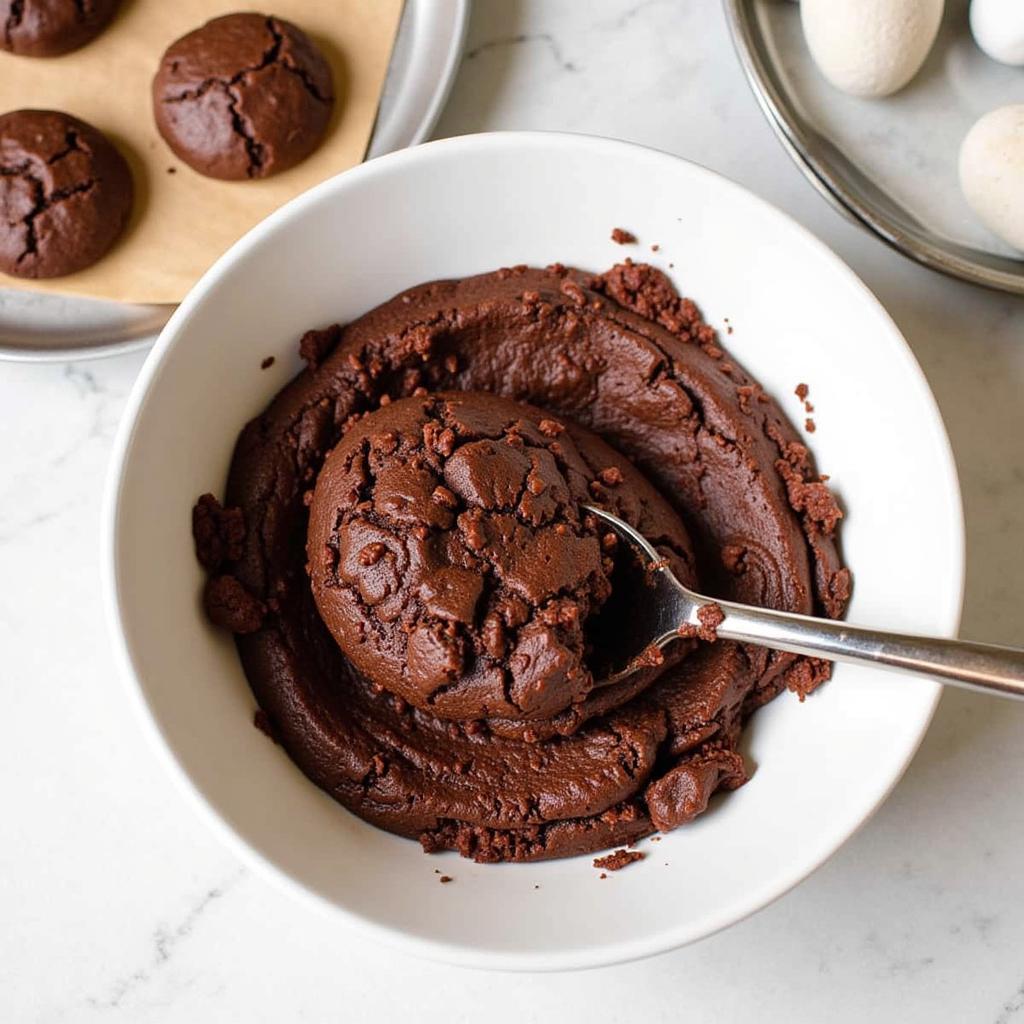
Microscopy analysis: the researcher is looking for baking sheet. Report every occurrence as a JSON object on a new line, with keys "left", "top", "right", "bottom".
{"left": 0, "top": 0, "right": 403, "bottom": 304}
{"left": 764, "top": 0, "right": 1024, "bottom": 260}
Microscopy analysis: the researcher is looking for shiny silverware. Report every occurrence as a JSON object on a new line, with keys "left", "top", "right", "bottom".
{"left": 587, "top": 504, "right": 1024, "bottom": 698}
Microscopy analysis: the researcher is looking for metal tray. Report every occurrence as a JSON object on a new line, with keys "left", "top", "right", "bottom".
{"left": 0, "top": 0, "right": 469, "bottom": 362}
{"left": 725, "top": 0, "right": 1024, "bottom": 296}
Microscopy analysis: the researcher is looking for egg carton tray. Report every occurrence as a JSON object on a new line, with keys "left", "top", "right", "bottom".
{"left": 725, "top": 0, "right": 1024, "bottom": 296}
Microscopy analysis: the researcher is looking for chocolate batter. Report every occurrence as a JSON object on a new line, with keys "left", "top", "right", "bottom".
{"left": 306, "top": 391, "right": 696, "bottom": 740}
{"left": 195, "top": 261, "right": 850, "bottom": 862}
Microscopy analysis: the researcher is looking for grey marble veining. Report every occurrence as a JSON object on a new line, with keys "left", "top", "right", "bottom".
{"left": 2, "top": 2, "right": 1023, "bottom": 1021}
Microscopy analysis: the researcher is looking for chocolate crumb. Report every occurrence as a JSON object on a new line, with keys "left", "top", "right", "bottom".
{"left": 167, "top": 166, "right": 177, "bottom": 174}
{"left": 611, "top": 227, "right": 637, "bottom": 245}
{"left": 599, "top": 873, "right": 607, "bottom": 880}
{"left": 253, "top": 709, "right": 280, "bottom": 744}
{"left": 203, "top": 575, "right": 265, "bottom": 634}
{"left": 299, "top": 325, "right": 341, "bottom": 370}
{"left": 192, "top": 494, "right": 246, "bottom": 571}
{"left": 650, "top": 244, "right": 660, "bottom": 252}
{"left": 439, "top": 875, "right": 453, "bottom": 884}
{"left": 593, "top": 849, "right": 645, "bottom": 871}
{"left": 632, "top": 644, "right": 665, "bottom": 669}
{"left": 805, "top": 418, "right": 816, "bottom": 433}
{"left": 783, "top": 656, "right": 832, "bottom": 701}
{"left": 678, "top": 602, "right": 724, "bottom": 642}
{"left": 261, "top": 356, "right": 275, "bottom": 370}
{"left": 359, "top": 542, "right": 388, "bottom": 566}
{"left": 795, "top": 383, "right": 809, "bottom": 401}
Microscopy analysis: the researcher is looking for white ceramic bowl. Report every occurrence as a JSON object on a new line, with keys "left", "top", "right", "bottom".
{"left": 104, "top": 132, "right": 963, "bottom": 972}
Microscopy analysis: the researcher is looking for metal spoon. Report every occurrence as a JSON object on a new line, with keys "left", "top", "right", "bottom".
{"left": 585, "top": 505, "right": 1024, "bottom": 698}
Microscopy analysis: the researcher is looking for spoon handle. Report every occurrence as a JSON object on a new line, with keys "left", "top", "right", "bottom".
{"left": 710, "top": 600, "right": 1024, "bottom": 699}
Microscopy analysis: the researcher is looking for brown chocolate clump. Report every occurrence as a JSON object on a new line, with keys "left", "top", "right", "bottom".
{"left": 0, "top": 109, "right": 133, "bottom": 279}
{"left": 203, "top": 575, "right": 264, "bottom": 634}
{"left": 253, "top": 709, "right": 280, "bottom": 743}
{"left": 192, "top": 493, "right": 246, "bottom": 570}
{"left": 782, "top": 656, "right": 833, "bottom": 701}
{"left": 298, "top": 324, "right": 341, "bottom": 369}
{"left": 152, "top": 13, "right": 334, "bottom": 181}
{"left": 593, "top": 848, "right": 645, "bottom": 871}
{"left": 610, "top": 227, "right": 637, "bottom": 245}
{"left": 679, "top": 602, "right": 725, "bottom": 643}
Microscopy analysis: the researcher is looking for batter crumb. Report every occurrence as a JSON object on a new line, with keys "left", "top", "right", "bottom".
{"left": 203, "top": 575, "right": 264, "bottom": 634}
{"left": 783, "top": 656, "right": 833, "bottom": 700}
{"left": 611, "top": 227, "right": 637, "bottom": 244}
{"left": 192, "top": 494, "right": 245, "bottom": 571}
{"left": 299, "top": 325, "right": 341, "bottom": 369}
{"left": 678, "top": 602, "right": 724, "bottom": 642}
{"left": 593, "top": 849, "right": 645, "bottom": 871}
{"left": 253, "top": 709, "right": 280, "bottom": 743}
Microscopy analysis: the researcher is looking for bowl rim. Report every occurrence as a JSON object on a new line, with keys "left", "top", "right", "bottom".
{"left": 102, "top": 130, "right": 964, "bottom": 972}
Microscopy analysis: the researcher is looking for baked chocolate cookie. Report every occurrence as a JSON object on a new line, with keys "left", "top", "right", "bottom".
{"left": 0, "top": 109, "right": 133, "bottom": 279}
{"left": 152, "top": 13, "right": 334, "bottom": 181}
{"left": 1, "top": 0, "right": 119, "bottom": 57}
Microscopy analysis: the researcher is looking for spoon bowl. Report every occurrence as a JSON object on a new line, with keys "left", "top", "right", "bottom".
{"left": 586, "top": 503, "right": 1024, "bottom": 699}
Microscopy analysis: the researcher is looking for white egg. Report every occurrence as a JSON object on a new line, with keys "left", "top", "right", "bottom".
{"left": 959, "top": 104, "right": 1024, "bottom": 252}
{"left": 970, "top": 0, "right": 1024, "bottom": 66}
{"left": 801, "top": 0, "right": 945, "bottom": 98}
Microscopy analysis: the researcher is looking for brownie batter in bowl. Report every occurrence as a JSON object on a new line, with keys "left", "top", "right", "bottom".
{"left": 194, "top": 261, "right": 850, "bottom": 863}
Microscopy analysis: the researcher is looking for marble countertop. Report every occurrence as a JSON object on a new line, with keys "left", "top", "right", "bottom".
{"left": 3, "top": 2, "right": 1024, "bottom": 1021}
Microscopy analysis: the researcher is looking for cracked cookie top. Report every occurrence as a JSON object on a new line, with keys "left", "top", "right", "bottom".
{"left": 1, "top": 0, "right": 120, "bottom": 57}
{"left": 0, "top": 108, "right": 133, "bottom": 278}
{"left": 307, "top": 391, "right": 694, "bottom": 729}
{"left": 152, "top": 13, "right": 334, "bottom": 181}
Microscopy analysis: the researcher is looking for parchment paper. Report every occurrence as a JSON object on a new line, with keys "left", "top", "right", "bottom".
{"left": 0, "top": 0, "right": 403, "bottom": 303}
